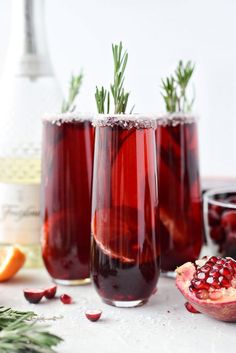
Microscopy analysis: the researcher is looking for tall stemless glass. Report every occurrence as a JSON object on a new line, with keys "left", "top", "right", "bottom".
{"left": 41, "top": 113, "right": 94, "bottom": 285}
{"left": 156, "top": 114, "right": 203, "bottom": 273}
{"left": 91, "top": 114, "right": 160, "bottom": 307}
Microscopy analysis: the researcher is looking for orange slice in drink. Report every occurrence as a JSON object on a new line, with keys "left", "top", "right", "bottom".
{"left": 92, "top": 207, "right": 138, "bottom": 263}
{"left": 92, "top": 206, "right": 157, "bottom": 264}
{"left": 0, "top": 246, "right": 26, "bottom": 281}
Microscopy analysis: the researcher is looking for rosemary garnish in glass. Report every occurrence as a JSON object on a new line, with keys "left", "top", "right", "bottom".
{"left": 161, "top": 60, "right": 195, "bottom": 113}
{"left": 61, "top": 72, "right": 83, "bottom": 113}
{"left": 95, "top": 42, "right": 134, "bottom": 114}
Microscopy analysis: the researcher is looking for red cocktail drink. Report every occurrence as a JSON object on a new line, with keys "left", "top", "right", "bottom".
{"left": 156, "top": 114, "right": 203, "bottom": 272}
{"left": 41, "top": 113, "right": 94, "bottom": 284}
{"left": 91, "top": 115, "right": 160, "bottom": 307}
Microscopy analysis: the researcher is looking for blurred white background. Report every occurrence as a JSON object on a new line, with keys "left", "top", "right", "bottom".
{"left": 0, "top": 0, "right": 235, "bottom": 179}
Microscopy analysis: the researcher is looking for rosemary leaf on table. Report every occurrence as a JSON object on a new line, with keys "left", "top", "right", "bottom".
{"left": 0, "top": 307, "right": 63, "bottom": 353}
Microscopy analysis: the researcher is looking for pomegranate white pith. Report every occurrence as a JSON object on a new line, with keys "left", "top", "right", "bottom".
{"left": 176, "top": 256, "right": 236, "bottom": 322}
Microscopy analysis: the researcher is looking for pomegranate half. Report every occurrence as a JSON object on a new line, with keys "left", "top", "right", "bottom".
{"left": 176, "top": 256, "right": 236, "bottom": 322}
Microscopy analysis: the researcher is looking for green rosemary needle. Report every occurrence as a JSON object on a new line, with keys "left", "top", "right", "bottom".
{"left": 95, "top": 41, "right": 134, "bottom": 114}
{"left": 0, "top": 307, "right": 63, "bottom": 353}
{"left": 161, "top": 60, "right": 195, "bottom": 113}
{"left": 61, "top": 72, "right": 83, "bottom": 113}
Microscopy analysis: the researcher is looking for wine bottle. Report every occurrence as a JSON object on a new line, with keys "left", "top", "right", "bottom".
{"left": 0, "top": 0, "right": 63, "bottom": 267}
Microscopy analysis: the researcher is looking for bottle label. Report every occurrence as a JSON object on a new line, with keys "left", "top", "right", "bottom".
{"left": 0, "top": 183, "right": 40, "bottom": 244}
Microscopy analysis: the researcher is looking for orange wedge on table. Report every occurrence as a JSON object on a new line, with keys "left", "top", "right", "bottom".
{"left": 0, "top": 246, "right": 25, "bottom": 281}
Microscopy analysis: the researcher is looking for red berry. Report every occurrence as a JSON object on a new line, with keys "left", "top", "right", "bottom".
{"left": 209, "top": 227, "right": 225, "bottom": 243}
{"left": 85, "top": 310, "right": 102, "bottom": 322}
{"left": 44, "top": 284, "right": 57, "bottom": 299}
{"left": 60, "top": 294, "right": 72, "bottom": 304}
{"left": 24, "top": 289, "right": 45, "bottom": 304}
{"left": 221, "top": 211, "right": 236, "bottom": 231}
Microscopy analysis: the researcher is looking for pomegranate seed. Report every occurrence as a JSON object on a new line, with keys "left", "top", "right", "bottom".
{"left": 219, "top": 267, "right": 232, "bottom": 280}
{"left": 206, "top": 276, "right": 221, "bottom": 288}
{"left": 85, "top": 310, "right": 102, "bottom": 322}
{"left": 195, "top": 289, "right": 209, "bottom": 300}
{"left": 218, "top": 276, "right": 230, "bottom": 288}
{"left": 206, "top": 277, "right": 214, "bottom": 285}
{"left": 44, "top": 284, "right": 57, "bottom": 299}
{"left": 190, "top": 255, "right": 236, "bottom": 299}
{"left": 197, "top": 272, "right": 206, "bottom": 280}
{"left": 209, "top": 256, "right": 218, "bottom": 263}
{"left": 212, "top": 264, "right": 221, "bottom": 271}
{"left": 24, "top": 289, "right": 45, "bottom": 304}
{"left": 209, "top": 269, "right": 220, "bottom": 278}
{"left": 200, "top": 265, "right": 211, "bottom": 273}
{"left": 208, "top": 291, "right": 223, "bottom": 300}
{"left": 192, "top": 280, "right": 204, "bottom": 289}
{"left": 184, "top": 302, "right": 200, "bottom": 314}
{"left": 189, "top": 285, "right": 196, "bottom": 292}
{"left": 60, "top": 294, "right": 72, "bottom": 304}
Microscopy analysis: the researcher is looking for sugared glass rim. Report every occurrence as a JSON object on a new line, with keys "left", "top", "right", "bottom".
{"left": 204, "top": 187, "right": 236, "bottom": 209}
{"left": 93, "top": 113, "right": 157, "bottom": 129}
{"left": 42, "top": 111, "right": 94, "bottom": 124}
{"left": 155, "top": 112, "right": 198, "bottom": 125}
{"left": 93, "top": 112, "right": 198, "bottom": 128}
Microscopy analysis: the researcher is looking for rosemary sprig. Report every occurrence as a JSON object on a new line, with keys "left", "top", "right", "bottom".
{"left": 95, "top": 42, "right": 134, "bottom": 114}
{"left": 61, "top": 72, "right": 83, "bottom": 113}
{"left": 95, "top": 86, "right": 110, "bottom": 114}
{"left": 110, "top": 42, "right": 129, "bottom": 114}
{"left": 0, "top": 307, "right": 62, "bottom": 353}
{"left": 161, "top": 60, "right": 195, "bottom": 113}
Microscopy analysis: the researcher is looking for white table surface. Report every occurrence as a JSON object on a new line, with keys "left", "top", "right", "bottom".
{"left": 1, "top": 268, "right": 235, "bottom": 353}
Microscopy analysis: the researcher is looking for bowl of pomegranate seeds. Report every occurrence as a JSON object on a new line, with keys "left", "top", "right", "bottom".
{"left": 204, "top": 188, "right": 236, "bottom": 259}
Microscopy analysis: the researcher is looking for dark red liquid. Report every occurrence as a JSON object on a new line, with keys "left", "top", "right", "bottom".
{"left": 91, "top": 120, "right": 160, "bottom": 304}
{"left": 156, "top": 118, "right": 203, "bottom": 271}
{"left": 41, "top": 119, "right": 94, "bottom": 281}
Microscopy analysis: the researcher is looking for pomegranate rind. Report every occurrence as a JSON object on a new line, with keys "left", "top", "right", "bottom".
{"left": 176, "top": 262, "right": 236, "bottom": 322}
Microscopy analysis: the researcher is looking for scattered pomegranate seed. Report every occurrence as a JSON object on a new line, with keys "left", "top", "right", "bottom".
{"left": 60, "top": 294, "right": 72, "bottom": 304}
{"left": 184, "top": 302, "right": 200, "bottom": 314}
{"left": 85, "top": 310, "right": 102, "bottom": 322}
{"left": 24, "top": 288, "right": 45, "bottom": 304}
{"left": 44, "top": 284, "right": 57, "bottom": 299}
